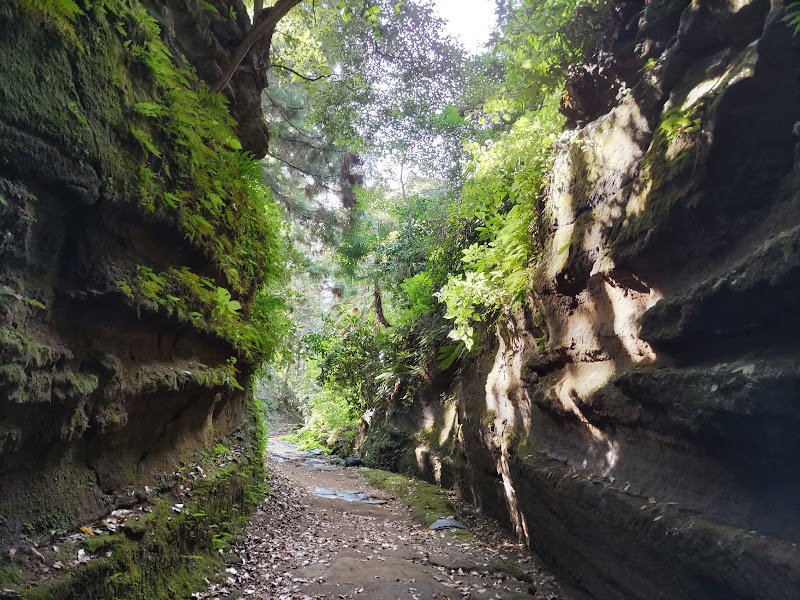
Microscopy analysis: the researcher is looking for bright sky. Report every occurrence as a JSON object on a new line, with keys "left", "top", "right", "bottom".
{"left": 432, "top": 0, "right": 496, "bottom": 54}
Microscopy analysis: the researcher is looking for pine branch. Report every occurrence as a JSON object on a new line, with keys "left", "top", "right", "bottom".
{"left": 211, "top": 0, "right": 303, "bottom": 94}
{"left": 266, "top": 152, "right": 341, "bottom": 193}
{"left": 263, "top": 92, "right": 318, "bottom": 139}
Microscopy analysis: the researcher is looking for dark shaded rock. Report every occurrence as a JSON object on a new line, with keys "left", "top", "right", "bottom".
{"left": 561, "top": 0, "right": 644, "bottom": 125}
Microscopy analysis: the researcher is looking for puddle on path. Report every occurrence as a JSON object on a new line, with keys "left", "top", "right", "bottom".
{"left": 268, "top": 440, "right": 339, "bottom": 470}
{"left": 313, "top": 487, "right": 388, "bottom": 504}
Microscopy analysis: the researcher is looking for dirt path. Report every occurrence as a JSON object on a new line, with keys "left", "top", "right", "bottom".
{"left": 201, "top": 435, "right": 577, "bottom": 600}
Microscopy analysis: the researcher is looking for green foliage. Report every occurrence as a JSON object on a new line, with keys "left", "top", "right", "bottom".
{"left": 12, "top": 0, "right": 292, "bottom": 372}
{"left": 120, "top": 3, "right": 286, "bottom": 295}
{"left": 786, "top": 1, "right": 800, "bottom": 34}
{"left": 439, "top": 95, "right": 563, "bottom": 349}
{"left": 123, "top": 265, "right": 290, "bottom": 365}
{"left": 304, "top": 309, "right": 386, "bottom": 411}
{"left": 395, "top": 272, "right": 435, "bottom": 328}
{"left": 657, "top": 106, "right": 701, "bottom": 145}
{"left": 255, "top": 0, "right": 608, "bottom": 441}
{"left": 283, "top": 387, "right": 359, "bottom": 452}
{"left": 11, "top": 0, "right": 83, "bottom": 41}
{"left": 491, "top": 0, "right": 608, "bottom": 110}
{"left": 276, "top": 0, "right": 468, "bottom": 177}
{"left": 438, "top": 272, "right": 501, "bottom": 351}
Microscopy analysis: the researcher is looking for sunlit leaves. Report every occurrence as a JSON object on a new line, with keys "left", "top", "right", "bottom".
{"left": 438, "top": 94, "right": 563, "bottom": 348}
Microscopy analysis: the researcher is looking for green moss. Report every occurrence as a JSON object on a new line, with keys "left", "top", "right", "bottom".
{"left": 26, "top": 340, "right": 57, "bottom": 369}
{"left": 3, "top": 4, "right": 290, "bottom": 367}
{"left": 20, "top": 391, "right": 268, "bottom": 599}
{"left": 0, "top": 327, "right": 24, "bottom": 360}
{"left": 60, "top": 402, "right": 90, "bottom": 441}
{"left": 26, "top": 372, "right": 53, "bottom": 403}
{"left": 362, "top": 468, "right": 473, "bottom": 540}
{"left": 22, "top": 558, "right": 114, "bottom": 600}
{"left": 94, "top": 401, "right": 129, "bottom": 433}
{"left": 63, "top": 372, "right": 100, "bottom": 397}
{"left": 612, "top": 104, "right": 706, "bottom": 258}
{"left": 49, "top": 371, "right": 99, "bottom": 402}
{"left": 82, "top": 533, "right": 123, "bottom": 554}
{"left": 0, "top": 364, "right": 26, "bottom": 391}
{"left": 0, "top": 564, "right": 23, "bottom": 587}
{"left": 482, "top": 409, "right": 498, "bottom": 428}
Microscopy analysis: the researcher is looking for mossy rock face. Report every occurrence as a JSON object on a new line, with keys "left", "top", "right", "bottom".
{"left": 0, "top": 0, "right": 277, "bottom": 554}
{"left": 4, "top": 396, "right": 267, "bottom": 600}
{"left": 362, "top": 468, "right": 473, "bottom": 540}
{"left": 0, "top": 364, "right": 27, "bottom": 391}
{"left": 0, "top": 10, "right": 139, "bottom": 202}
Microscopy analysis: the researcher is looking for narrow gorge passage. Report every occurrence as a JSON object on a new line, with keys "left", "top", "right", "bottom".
{"left": 2, "top": 0, "right": 799, "bottom": 598}
{"left": 200, "top": 431, "right": 577, "bottom": 600}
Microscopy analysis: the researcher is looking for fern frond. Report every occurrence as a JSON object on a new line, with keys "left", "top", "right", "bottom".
{"left": 786, "top": 0, "right": 800, "bottom": 34}
{"left": 12, "top": 0, "right": 83, "bottom": 41}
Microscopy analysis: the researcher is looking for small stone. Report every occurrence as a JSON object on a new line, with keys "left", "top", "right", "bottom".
{"left": 28, "top": 547, "right": 45, "bottom": 562}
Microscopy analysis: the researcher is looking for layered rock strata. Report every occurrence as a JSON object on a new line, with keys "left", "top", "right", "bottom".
{"left": 363, "top": 1, "right": 800, "bottom": 598}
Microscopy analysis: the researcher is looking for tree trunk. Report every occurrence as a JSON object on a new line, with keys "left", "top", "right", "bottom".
{"left": 374, "top": 273, "right": 391, "bottom": 328}
{"left": 254, "top": 0, "right": 264, "bottom": 19}
{"left": 211, "top": 0, "right": 303, "bottom": 94}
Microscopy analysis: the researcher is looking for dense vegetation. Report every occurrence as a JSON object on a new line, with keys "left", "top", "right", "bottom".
{"left": 259, "top": 0, "right": 609, "bottom": 450}
{"left": 12, "top": 0, "right": 607, "bottom": 449}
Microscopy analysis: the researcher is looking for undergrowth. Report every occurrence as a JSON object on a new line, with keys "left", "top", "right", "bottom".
{"left": 18, "top": 394, "right": 267, "bottom": 599}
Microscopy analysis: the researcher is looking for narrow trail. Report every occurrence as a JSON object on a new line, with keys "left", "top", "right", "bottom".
{"left": 200, "top": 430, "right": 578, "bottom": 600}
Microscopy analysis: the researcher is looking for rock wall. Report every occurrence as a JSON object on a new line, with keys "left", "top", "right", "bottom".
{"left": 363, "top": 1, "right": 800, "bottom": 598}
{"left": 0, "top": 0, "right": 269, "bottom": 550}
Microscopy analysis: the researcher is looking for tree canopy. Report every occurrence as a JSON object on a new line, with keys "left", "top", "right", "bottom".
{"left": 251, "top": 0, "right": 608, "bottom": 448}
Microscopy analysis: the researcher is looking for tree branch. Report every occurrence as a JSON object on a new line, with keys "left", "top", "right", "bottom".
{"left": 374, "top": 273, "right": 391, "bottom": 328}
{"left": 211, "top": 0, "right": 303, "bottom": 94}
{"left": 266, "top": 152, "right": 341, "bottom": 193}
{"left": 263, "top": 92, "right": 318, "bottom": 140}
{"left": 271, "top": 63, "right": 337, "bottom": 82}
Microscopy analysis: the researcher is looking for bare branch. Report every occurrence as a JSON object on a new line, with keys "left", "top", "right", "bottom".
{"left": 211, "top": 0, "right": 303, "bottom": 95}
{"left": 271, "top": 63, "right": 336, "bottom": 82}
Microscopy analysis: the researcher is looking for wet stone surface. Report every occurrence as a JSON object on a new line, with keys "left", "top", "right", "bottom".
{"left": 313, "top": 488, "right": 387, "bottom": 504}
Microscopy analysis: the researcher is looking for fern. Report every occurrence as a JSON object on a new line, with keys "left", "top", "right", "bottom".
{"left": 130, "top": 127, "right": 162, "bottom": 158}
{"left": 12, "top": 0, "right": 83, "bottom": 40}
{"left": 13, "top": 0, "right": 292, "bottom": 365}
{"left": 787, "top": 1, "right": 800, "bottom": 34}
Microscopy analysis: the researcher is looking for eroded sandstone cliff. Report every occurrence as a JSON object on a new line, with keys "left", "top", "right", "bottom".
{"left": 362, "top": 1, "right": 800, "bottom": 598}
{"left": 0, "top": 1, "right": 276, "bottom": 594}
